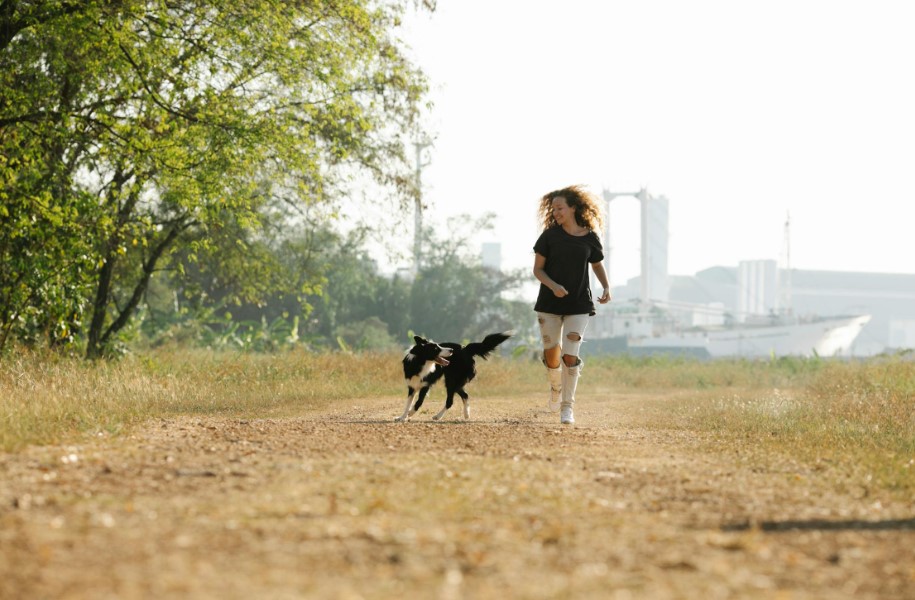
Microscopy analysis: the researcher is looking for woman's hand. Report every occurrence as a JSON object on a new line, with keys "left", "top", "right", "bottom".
{"left": 598, "top": 288, "right": 611, "bottom": 304}
{"left": 552, "top": 284, "right": 569, "bottom": 298}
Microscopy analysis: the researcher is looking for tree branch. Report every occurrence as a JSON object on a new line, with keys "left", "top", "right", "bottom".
{"left": 100, "top": 219, "right": 190, "bottom": 347}
{"left": 117, "top": 42, "right": 202, "bottom": 124}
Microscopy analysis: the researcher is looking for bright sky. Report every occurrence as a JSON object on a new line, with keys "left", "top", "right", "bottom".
{"left": 393, "top": 0, "right": 915, "bottom": 286}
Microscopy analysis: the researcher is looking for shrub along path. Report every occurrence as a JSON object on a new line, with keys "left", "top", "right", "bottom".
{"left": 1, "top": 391, "right": 912, "bottom": 599}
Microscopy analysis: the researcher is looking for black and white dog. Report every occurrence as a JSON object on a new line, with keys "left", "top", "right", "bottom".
{"left": 396, "top": 332, "right": 512, "bottom": 422}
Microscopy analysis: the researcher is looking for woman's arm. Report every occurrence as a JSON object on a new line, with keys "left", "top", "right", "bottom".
{"left": 533, "top": 253, "right": 568, "bottom": 298}
{"left": 591, "top": 261, "right": 611, "bottom": 303}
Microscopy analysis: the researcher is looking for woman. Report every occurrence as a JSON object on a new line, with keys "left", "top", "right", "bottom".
{"left": 532, "top": 185, "right": 611, "bottom": 424}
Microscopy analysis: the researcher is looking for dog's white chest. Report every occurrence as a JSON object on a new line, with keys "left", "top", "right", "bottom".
{"left": 406, "top": 360, "right": 437, "bottom": 388}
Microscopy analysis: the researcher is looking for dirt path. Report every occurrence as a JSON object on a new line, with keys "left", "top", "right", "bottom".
{"left": 1, "top": 393, "right": 913, "bottom": 599}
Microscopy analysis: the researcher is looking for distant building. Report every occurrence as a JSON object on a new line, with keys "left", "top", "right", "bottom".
{"left": 789, "top": 269, "right": 915, "bottom": 355}
{"left": 642, "top": 193, "right": 670, "bottom": 302}
{"left": 737, "top": 259, "right": 778, "bottom": 322}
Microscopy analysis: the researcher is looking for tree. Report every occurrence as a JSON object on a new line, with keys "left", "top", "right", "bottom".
{"left": 0, "top": 1, "right": 432, "bottom": 357}
{"left": 146, "top": 213, "right": 533, "bottom": 354}
{"left": 408, "top": 214, "right": 530, "bottom": 343}
{"left": 0, "top": 2, "right": 109, "bottom": 351}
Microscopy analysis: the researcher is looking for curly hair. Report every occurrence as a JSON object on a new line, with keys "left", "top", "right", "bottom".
{"left": 538, "top": 185, "right": 604, "bottom": 232}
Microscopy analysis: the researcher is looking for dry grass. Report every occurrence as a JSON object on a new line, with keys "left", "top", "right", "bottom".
{"left": 0, "top": 348, "right": 390, "bottom": 449}
{"left": 673, "top": 357, "right": 915, "bottom": 495}
{"left": 2, "top": 349, "right": 912, "bottom": 494}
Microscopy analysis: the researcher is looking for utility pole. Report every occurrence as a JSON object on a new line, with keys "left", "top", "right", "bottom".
{"left": 779, "top": 211, "right": 793, "bottom": 316}
{"left": 413, "top": 140, "right": 431, "bottom": 276}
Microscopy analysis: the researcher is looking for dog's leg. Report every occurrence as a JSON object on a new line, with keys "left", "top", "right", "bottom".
{"left": 411, "top": 386, "right": 431, "bottom": 419}
{"left": 432, "top": 389, "right": 455, "bottom": 421}
{"left": 395, "top": 388, "right": 416, "bottom": 422}
{"left": 457, "top": 389, "right": 470, "bottom": 420}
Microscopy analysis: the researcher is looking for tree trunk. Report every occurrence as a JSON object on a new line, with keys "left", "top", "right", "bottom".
{"left": 85, "top": 251, "right": 116, "bottom": 359}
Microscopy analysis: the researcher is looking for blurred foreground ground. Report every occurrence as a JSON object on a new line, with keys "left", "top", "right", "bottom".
{"left": 1, "top": 392, "right": 913, "bottom": 599}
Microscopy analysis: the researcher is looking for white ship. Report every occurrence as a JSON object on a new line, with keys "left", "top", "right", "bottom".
{"left": 591, "top": 302, "right": 871, "bottom": 358}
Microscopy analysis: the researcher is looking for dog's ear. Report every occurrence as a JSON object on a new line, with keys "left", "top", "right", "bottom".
{"left": 414, "top": 335, "right": 427, "bottom": 345}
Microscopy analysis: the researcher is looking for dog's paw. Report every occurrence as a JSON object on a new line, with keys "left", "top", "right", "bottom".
{"left": 394, "top": 415, "right": 408, "bottom": 423}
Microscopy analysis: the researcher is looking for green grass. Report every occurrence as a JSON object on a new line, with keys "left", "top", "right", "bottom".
{"left": 2, "top": 349, "right": 913, "bottom": 494}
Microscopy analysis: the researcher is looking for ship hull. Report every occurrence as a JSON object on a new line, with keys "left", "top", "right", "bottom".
{"left": 589, "top": 315, "right": 871, "bottom": 358}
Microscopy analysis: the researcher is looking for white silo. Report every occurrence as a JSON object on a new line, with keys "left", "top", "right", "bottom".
{"left": 738, "top": 259, "right": 778, "bottom": 322}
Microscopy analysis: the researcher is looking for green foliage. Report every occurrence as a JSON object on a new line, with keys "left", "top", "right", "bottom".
{"left": 407, "top": 214, "right": 531, "bottom": 343}
{"left": 0, "top": 187, "right": 96, "bottom": 349}
{"left": 136, "top": 214, "right": 532, "bottom": 353}
{"left": 1, "top": 1, "right": 431, "bottom": 357}
{"left": 337, "top": 317, "right": 399, "bottom": 351}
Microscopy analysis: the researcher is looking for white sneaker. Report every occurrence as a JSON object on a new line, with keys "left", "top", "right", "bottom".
{"left": 548, "top": 386, "right": 561, "bottom": 412}
{"left": 560, "top": 406, "right": 574, "bottom": 425}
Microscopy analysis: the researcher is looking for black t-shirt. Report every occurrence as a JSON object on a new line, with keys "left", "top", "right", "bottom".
{"left": 533, "top": 226, "right": 604, "bottom": 316}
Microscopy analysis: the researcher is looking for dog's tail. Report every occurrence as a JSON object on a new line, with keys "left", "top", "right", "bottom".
{"left": 465, "top": 331, "right": 513, "bottom": 359}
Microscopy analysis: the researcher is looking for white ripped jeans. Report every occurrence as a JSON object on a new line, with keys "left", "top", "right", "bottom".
{"left": 536, "top": 312, "right": 591, "bottom": 358}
